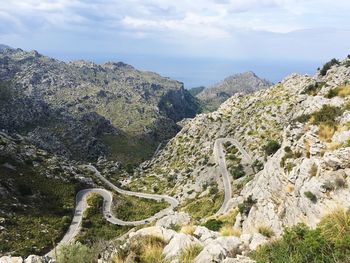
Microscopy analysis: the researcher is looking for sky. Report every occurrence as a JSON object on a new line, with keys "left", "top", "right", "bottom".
{"left": 0, "top": 0, "right": 350, "bottom": 87}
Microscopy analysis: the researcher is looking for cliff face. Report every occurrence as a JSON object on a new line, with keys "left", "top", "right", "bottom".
{"left": 0, "top": 47, "right": 200, "bottom": 161}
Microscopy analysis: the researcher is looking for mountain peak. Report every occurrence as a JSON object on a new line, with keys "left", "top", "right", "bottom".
{"left": 196, "top": 71, "right": 273, "bottom": 111}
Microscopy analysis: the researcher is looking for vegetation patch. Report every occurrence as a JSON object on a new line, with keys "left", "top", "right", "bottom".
{"left": 182, "top": 192, "right": 224, "bottom": 219}
{"left": 179, "top": 244, "right": 203, "bottom": 263}
{"left": 100, "top": 134, "right": 158, "bottom": 165}
{"left": 263, "top": 140, "right": 281, "bottom": 156}
{"left": 320, "top": 58, "right": 339, "bottom": 76}
{"left": 57, "top": 242, "right": 105, "bottom": 263}
{"left": 0, "top": 162, "right": 80, "bottom": 257}
{"left": 78, "top": 194, "right": 131, "bottom": 245}
{"left": 302, "top": 82, "right": 325, "bottom": 96}
{"left": 257, "top": 226, "right": 274, "bottom": 238}
{"left": 251, "top": 209, "right": 350, "bottom": 263}
{"left": 202, "top": 219, "right": 224, "bottom": 231}
{"left": 113, "top": 235, "right": 167, "bottom": 263}
{"left": 113, "top": 193, "right": 168, "bottom": 222}
{"left": 304, "top": 191, "right": 317, "bottom": 203}
{"left": 238, "top": 195, "right": 256, "bottom": 216}
{"left": 310, "top": 105, "right": 342, "bottom": 125}
{"left": 326, "top": 84, "right": 350, "bottom": 98}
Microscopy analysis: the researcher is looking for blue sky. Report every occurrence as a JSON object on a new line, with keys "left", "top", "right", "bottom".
{"left": 0, "top": 0, "right": 349, "bottom": 87}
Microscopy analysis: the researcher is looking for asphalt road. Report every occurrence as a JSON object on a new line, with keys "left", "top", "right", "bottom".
{"left": 46, "top": 138, "right": 250, "bottom": 257}
{"left": 46, "top": 166, "right": 178, "bottom": 258}
{"left": 214, "top": 138, "right": 252, "bottom": 216}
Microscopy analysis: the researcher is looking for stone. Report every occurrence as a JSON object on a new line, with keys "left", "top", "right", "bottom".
{"left": 162, "top": 233, "right": 201, "bottom": 259}
{"left": 0, "top": 256, "right": 23, "bottom": 263}
{"left": 193, "top": 226, "right": 220, "bottom": 244}
{"left": 24, "top": 256, "right": 45, "bottom": 263}
{"left": 156, "top": 212, "right": 191, "bottom": 229}
{"left": 249, "top": 233, "right": 269, "bottom": 251}
{"left": 128, "top": 226, "right": 177, "bottom": 243}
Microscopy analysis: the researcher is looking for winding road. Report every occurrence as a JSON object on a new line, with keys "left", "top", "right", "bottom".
{"left": 214, "top": 138, "right": 252, "bottom": 216}
{"left": 47, "top": 138, "right": 251, "bottom": 257}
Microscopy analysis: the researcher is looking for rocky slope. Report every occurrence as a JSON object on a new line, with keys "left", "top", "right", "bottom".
{"left": 0, "top": 131, "right": 94, "bottom": 257}
{"left": 0, "top": 46, "right": 200, "bottom": 162}
{"left": 196, "top": 71, "right": 273, "bottom": 111}
{"left": 114, "top": 56, "right": 350, "bottom": 261}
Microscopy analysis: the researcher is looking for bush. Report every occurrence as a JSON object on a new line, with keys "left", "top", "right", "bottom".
{"left": 251, "top": 160, "right": 264, "bottom": 173}
{"left": 326, "top": 84, "right": 350, "bottom": 98}
{"left": 319, "top": 208, "right": 350, "bottom": 242}
{"left": 231, "top": 164, "right": 246, "bottom": 179}
{"left": 311, "top": 105, "right": 342, "bottom": 125}
{"left": 263, "top": 140, "right": 281, "bottom": 156}
{"left": 304, "top": 191, "right": 317, "bottom": 203}
{"left": 320, "top": 58, "right": 339, "bottom": 76}
{"left": 202, "top": 219, "right": 224, "bottom": 231}
{"left": 302, "top": 82, "right": 325, "bottom": 96}
{"left": 57, "top": 242, "right": 97, "bottom": 263}
{"left": 238, "top": 195, "right": 256, "bottom": 216}
{"left": 251, "top": 210, "right": 350, "bottom": 263}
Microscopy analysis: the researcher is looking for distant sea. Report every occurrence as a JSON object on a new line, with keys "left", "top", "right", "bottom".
{"left": 47, "top": 52, "right": 322, "bottom": 89}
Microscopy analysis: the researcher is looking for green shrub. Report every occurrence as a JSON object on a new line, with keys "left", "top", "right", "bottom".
{"left": 251, "top": 211, "right": 350, "bottom": 263}
{"left": 320, "top": 58, "right": 339, "bottom": 76}
{"left": 202, "top": 219, "right": 223, "bottom": 231}
{"left": 238, "top": 195, "right": 256, "bottom": 216}
{"left": 231, "top": 164, "right": 246, "bottom": 179}
{"left": 326, "top": 88, "right": 339, "bottom": 98}
{"left": 302, "top": 82, "right": 325, "bottom": 96}
{"left": 311, "top": 105, "right": 342, "bottom": 125}
{"left": 304, "top": 191, "right": 317, "bottom": 203}
{"left": 251, "top": 160, "right": 264, "bottom": 173}
{"left": 263, "top": 140, "right": 281, "bottom": 156}
{"left": 57, "top": 242, "right": 97, "bottom": 263}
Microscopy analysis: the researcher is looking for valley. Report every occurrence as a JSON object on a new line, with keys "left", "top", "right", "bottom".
{"left": 1, "top": 44, "right": 350, "bottom": 263}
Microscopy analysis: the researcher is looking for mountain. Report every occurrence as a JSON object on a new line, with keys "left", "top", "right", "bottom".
{"left": 0, "top": 44, "right": 11, "bottom": 51}
{"left": 0, "top": 46, "right": 200, "bottom": 163}
{"left": 111, "top": 56, "right": 350, "bottom": 261}
{"left": 2, "top": 50, "right": 350, "bottom": 263}
{"left": 188, "top": 86, "right": 205, "bottom": 96}
{"left": 196, "top": 71, "right": 273, "bottom": 111}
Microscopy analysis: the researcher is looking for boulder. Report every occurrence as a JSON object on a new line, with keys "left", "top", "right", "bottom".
{"left": 0, "top": 257, "right": 23, "bottom": 263}
{"left": 24, "top": 256, "right": 45, "bottom": 263}
{"left": 193, "top": 226, "right": 220, "bottom": 244}
{"left": 194, "top": 236, "right": 242, "bottom": 263}
{"left": 128, "top": 226, "right": 176, "bottom": 243}
{"left": 249, "top": 233, "right": 269, "bottom": 250}
{"left": 156, "top": 212, "right": 191, "bottom": 229}
{"left": 162, "top": 233, "right": 201, "bottom": 259}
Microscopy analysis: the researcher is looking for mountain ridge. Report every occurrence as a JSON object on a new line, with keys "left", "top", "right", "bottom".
{"left": 196, "top": 71, "right": 273, "bottom": 111}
